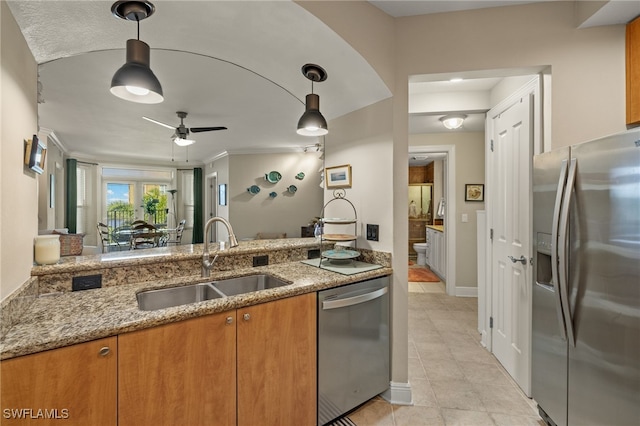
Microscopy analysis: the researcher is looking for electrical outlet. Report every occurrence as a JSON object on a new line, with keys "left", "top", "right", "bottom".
{"left": 366, "top": 224, "right": 379, "bottom": 241}
{"left": 253, "top": 255, "right": 269, "bottom": 267}
{"left": 72, "top": 274, "right": 102, "bottom": 291}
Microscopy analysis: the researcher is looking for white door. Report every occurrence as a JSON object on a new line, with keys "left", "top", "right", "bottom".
{"left": 489, "top": 94, "right": 533, "bottom": 395}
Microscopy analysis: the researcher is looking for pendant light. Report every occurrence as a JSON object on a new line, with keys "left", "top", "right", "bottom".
{"left": 110, "top": 1, "right": 163, "bottom": 104}
{"left": 297, "top": 64, "right": 328, "bottom": 136}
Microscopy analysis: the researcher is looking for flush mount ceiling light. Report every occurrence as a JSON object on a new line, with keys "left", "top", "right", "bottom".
{"left": 440, "top": 114, "right": 467, "bottom": 130}
{"left": 297, "top": 64, "right": 328, "bottom": 137}
{"left": 110, "top": 1, "right": 163, "bottom": 104}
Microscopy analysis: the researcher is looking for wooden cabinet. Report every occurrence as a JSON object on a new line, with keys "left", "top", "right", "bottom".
{"left": 118, "top": 312, "right": 236, "bottom": 426}
{"left": 237, "top": 293, "right": 316, "bottom": 426}
{"left": 0, "top": 337, "right": 117, "bottom": 426}
{"left": 119, "top": 293, "right": 316, "bottom": 426}
{"left": 1, "top": 294, "right": 316, "bottom": 426}
{"left": 627, "top": 16, "right": 640, "bottom": 127}
{"left": 408, "top": 164, "right": 434, "bottom": 184}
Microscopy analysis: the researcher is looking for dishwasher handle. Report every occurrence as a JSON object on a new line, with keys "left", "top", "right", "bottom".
{"left": 322, "top": 287, "right": 388, "bottom": 310}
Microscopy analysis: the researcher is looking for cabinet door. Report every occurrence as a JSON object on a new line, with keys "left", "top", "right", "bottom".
{"left": 237, "top": 293, "right": 316, "bottom": 426}
{"left": 1, "top": 337, "right": 117, "bottom": 426}
{"left": 627, "top": 16, "right": 640, "bottom": 126}
{"left": 118, "top": 312, "right": 236, "bottom": 426}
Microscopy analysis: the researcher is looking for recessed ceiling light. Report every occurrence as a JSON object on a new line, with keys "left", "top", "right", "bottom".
{"left": 449, "top": 78, "right": 463, "bottom": 83}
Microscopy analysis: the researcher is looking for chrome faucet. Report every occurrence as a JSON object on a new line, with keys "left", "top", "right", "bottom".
{"left": 202, "top": 217, "right": 239, "bottom": 277}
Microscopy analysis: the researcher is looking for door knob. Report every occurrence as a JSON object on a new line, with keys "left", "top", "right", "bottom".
{"left": 508, "top": 255, "right": 527, "bottom": 265}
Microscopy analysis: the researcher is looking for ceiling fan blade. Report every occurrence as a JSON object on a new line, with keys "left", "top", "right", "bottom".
{"left": 189, "top": 126, "right": 228, "bottom": 133}
{"left": 143, "top": 116, "right": 176, "bottom": 130}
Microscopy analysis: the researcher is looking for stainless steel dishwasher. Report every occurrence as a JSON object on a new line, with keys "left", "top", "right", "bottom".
{"left": 317, "top": 276, "right": 390, "bottom": 425}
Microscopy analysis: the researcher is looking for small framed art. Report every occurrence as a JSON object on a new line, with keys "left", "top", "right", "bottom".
{"left": 465, "top": 184, "right": 484, "bottom": 202}
{"left": 325, "top": 164, "right": 352, "bottom": 189}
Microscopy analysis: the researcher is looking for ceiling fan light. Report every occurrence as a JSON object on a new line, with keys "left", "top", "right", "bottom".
{"left": 174, "top": 137, "right": 195, "bottom": 146}
{"left": 110, "top": 39, "right": 163, "bottom": 104}
{"left": 440, "top": 114, "right": 467, "bottom": 130}
{"left": 297, "top": 94, "right": 328, "bottom": 136}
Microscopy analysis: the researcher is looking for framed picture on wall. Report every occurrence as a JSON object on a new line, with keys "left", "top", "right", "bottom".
{"left": 465, "top": 184, "right": 484, "bottom": 202}
{"left": 218, "top": 184, "right": 227, "bottom": 206}
{"left": 325, "top": 164, "right": 352, "bottom": 188}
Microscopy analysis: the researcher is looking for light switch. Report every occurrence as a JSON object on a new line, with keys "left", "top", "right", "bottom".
{"left": 461, "top": 213, "right": 468, "bottom": 223}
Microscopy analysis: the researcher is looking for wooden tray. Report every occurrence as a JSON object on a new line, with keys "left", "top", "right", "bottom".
{"left": 322, "top": 233, "right": 357, "bottom": 241}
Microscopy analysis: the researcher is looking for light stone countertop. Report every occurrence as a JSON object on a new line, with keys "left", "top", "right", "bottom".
{"left": 1, "top": 260, "right": 392, "bottom": 360}
{"left": 426, "top": 225, "right": 444, "bottom": 232}
{"left": 31, "top": 238, "right": 324, "bottom": 276}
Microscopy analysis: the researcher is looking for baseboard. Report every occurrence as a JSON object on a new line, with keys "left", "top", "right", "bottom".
{"left": 380, "top": 381, "right": 413, "bottom": 406}
{"left": 455, "top": 286, "right": 478, "bottom": 297}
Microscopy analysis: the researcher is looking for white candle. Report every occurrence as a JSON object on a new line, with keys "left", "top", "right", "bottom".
{"left": 34, "top": 235, "right": 60, "bottom": 265}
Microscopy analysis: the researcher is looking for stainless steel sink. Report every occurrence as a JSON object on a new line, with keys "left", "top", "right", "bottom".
{"left": 212, "top": 274, "right": 290, "bottom": 297}
{"left": 137, "top": 282, "right": 225, "bottom": 311}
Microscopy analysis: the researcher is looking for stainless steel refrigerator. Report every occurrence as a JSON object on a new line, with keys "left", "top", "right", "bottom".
{"left": 532, "top": 129, "right": 640, "bottom": 426}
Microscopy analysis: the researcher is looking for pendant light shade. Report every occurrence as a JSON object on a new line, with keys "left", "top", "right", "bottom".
{"left": 110, "top": 0, "right": 163, "bottom": 104}
{"left": 110, "top": 39, "right": 163, "bottom": 104}
{"left": 297, "top": 94, "right": 328, "bottom": 136}
{"left": 297, "top": 64, "right": 328, "bottom": 137}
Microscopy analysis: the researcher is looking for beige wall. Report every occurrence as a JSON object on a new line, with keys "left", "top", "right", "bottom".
{"left": 324, "top": 98, "right": 394, "bottom": 252}
{"left": 395, "top": 2, "right": 626, "bottom": 149}
{"left": 1, "top": 2, "right": 39, "bottom": 299}
{"left": 410, "top": 132, "right": 486, "bottom": 288}
{"left": 228, "top": 152, "right": 323, "bottom": 240}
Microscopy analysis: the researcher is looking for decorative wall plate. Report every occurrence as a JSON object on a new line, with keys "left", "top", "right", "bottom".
{"left": 269, "top": 191, "right": 277, "bottom": 198}
{"left": 287, "top": 185, "right": 297, "bottom": 193}
{"left": 247, "top": 185, "right": 260, "bottom": 194}
{"left": 295, "top": 172, "right": 305, "bottom": 180}
{"left": 265, "top": 171, "right": 282, "bottom": 183}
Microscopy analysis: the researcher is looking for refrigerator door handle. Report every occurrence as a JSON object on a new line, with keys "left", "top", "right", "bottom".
{"left": 558, "top": 157, "right": 577, "bottom": 347}
{"left": 551, "top": 159, "right": 569, "bottom": 341}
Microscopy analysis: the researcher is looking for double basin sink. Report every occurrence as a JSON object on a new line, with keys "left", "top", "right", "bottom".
{"left": 137, "top": 274, "right": 290, "bottom": 311}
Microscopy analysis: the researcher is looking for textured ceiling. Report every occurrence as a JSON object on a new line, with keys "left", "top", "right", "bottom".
{"left": 8, "top": 1, "right": 391, "bottom": 166}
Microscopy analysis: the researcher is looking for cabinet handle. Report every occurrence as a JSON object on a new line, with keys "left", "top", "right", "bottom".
{"left": 226, "top": 316, "right": 234, "bottom": 325}
{"left": 99, "top": 347, "right": 110, "bottom": 357}
{"left": 243, "top": 313, "right": 251, "bottom": 321}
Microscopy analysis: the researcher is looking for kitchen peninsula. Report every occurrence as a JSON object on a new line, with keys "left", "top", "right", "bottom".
{"left": 1, "top": 239, "right": 391, "bottom": 425}
{"left": 1, "top": 238, "right": 391, "bottom": 358}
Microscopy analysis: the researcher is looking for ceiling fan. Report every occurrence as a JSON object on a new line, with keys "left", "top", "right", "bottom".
{"left": 143, "top": 111, "right": 227, "bottom": 146}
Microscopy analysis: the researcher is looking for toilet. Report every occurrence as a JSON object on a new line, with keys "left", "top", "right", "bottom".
{"left": 413, "top": 243, "right": 428, "bottom": 266}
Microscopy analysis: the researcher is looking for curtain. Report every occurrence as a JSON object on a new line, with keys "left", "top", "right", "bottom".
{"left": 192, "top": 167, "right": 203, "bottom": 244}
{"left": 65, "top": 158, "right": 77, "bottom": 233}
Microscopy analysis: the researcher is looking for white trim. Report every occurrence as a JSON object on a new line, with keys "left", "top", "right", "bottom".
{"left": 380, "top": 381, "right": 413, "bottom": 406}
{"left": 455, "top": 287, "right": 478, "bottom": 298}
{"left": 38, "top": 127, "right": 67, "bottom": 153}
{"left": 408, "top": 144, "right": 456, "bottom": 296}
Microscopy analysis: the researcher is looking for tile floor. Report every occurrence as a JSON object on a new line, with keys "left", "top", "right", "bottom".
{"left": 345, "top": 266, "right": 545, "bottom": 426}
